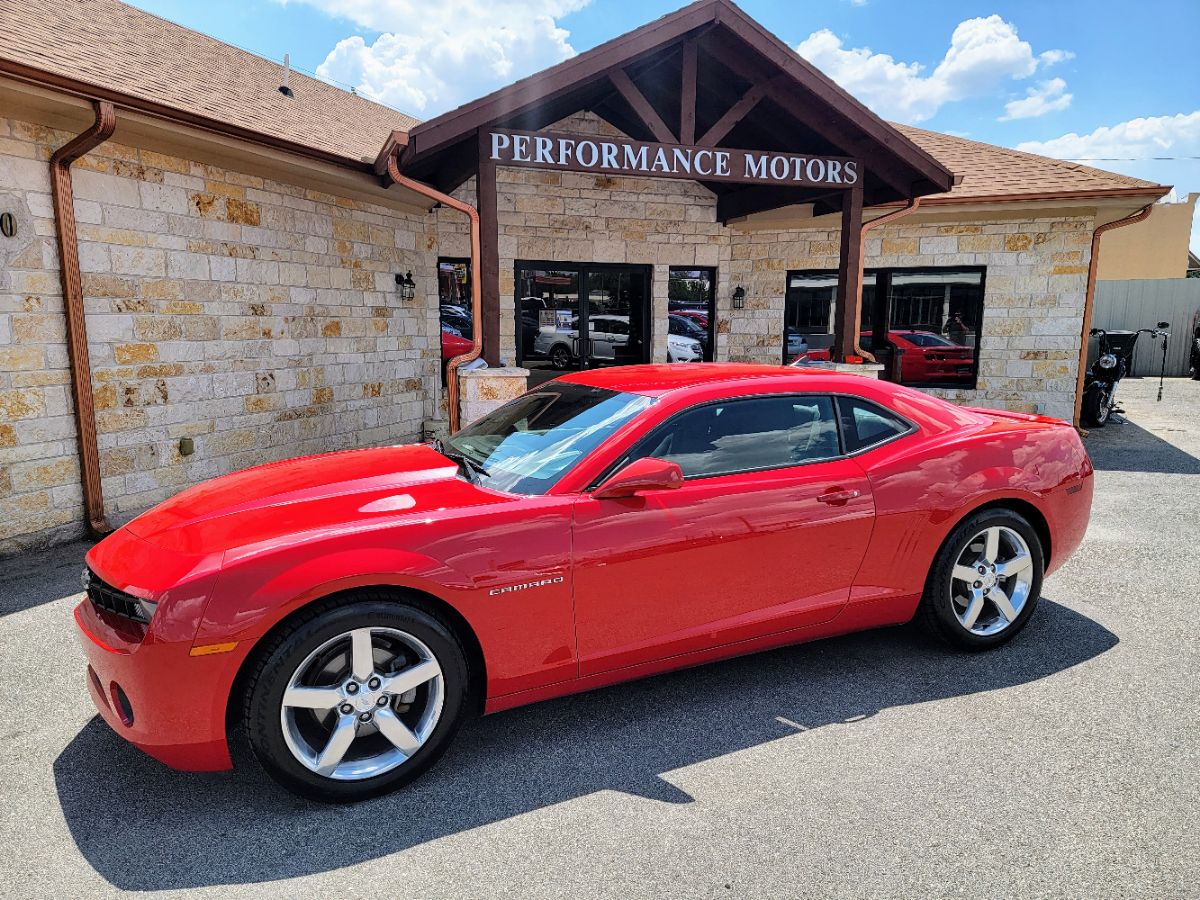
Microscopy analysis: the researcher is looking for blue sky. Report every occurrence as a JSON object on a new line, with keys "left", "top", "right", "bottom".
{"left": 131, "top": 0, "right": 1199, "bottom": 251}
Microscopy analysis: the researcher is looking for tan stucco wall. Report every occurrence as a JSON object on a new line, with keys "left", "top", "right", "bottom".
{"left": 0, "top": 114, "right": 440, "bottom": 554}
{"left": 1097, "top": 194, "right": 1197, "bottom": 280}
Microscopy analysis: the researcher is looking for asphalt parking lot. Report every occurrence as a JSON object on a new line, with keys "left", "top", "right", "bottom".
{"left": 1, "top": 377, "right": 1197, "bottom": 899}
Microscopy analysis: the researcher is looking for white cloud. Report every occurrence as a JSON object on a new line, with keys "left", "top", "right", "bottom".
{"left": 796, "top": 15, "right": 1069, "bottom": 123}
{"left": 1018, "top": 111, "right": 1200, "bottom": 254}
{"left": 1001, "top": 78, "right": 1072, "bottom": 120}
{"left": 1038, "top": 48, "right": 1075, "bottom": 67}
{"left": 283, "top": 0, "right": 590, "bottom": 115}
{"left": 1016, "top": 111, "right": 1200, "bottom": 160}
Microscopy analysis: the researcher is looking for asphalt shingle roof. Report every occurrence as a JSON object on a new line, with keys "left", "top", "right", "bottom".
{"left": 0, "top": 0, "right": 417, "bottom": 164}
{"left": 0, "top": 0, "right": 1168, "bottom": 200}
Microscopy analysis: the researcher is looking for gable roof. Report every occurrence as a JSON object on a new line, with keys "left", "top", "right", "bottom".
{"left": 0, "top": 0, "right": 417, "bottom": 166}
{"left": 398, "top": 0, "right": 956, "bottom": 211}
{"left": 895, "top": 125, "right": 1167, "bottom": 204}
{"left": 0, "top": 0, "right": 1169, "bottom": 208}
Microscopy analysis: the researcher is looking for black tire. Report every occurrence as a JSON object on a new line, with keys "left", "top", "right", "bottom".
{"left": 549, "top": 344, "right": 572, "bottom": 370}
{"left": 916, "top": 508, "right": 1044, "bottom": 651}
{"left": 1081, "top": 385, "right": 1109, "bottom": 427}
{"left": 242, "top": 593, "right": 469, "bottom": 803}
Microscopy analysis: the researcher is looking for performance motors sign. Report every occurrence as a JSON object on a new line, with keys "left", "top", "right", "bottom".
{"left": 487, "top": 130, "right": 859, "bottom": 188}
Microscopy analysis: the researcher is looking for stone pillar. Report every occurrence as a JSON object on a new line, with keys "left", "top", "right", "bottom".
{"left": 458, "top": 367, "right": 530, "bottom": 427}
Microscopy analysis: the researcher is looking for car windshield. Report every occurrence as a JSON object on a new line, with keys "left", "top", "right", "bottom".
{"left": 670, "top": 315, "right": 703, "bottom": 337}
{"left": 444, "top": 382, "right": 654, "bottom": 495}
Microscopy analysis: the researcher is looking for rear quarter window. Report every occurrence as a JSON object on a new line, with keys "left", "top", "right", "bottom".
{"left": 837, "top": 396, "right": 913, "bottom": 453}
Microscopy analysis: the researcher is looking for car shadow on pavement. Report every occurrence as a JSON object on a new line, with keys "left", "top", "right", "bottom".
{"left": 1085, "top": 420, "right": 1200, "bottom": 475}
{"left": 0, "top": 538, "right": 96, "bottom": 619}
{"left": 52, "top": 597, "right": 1117, "bottom": 891}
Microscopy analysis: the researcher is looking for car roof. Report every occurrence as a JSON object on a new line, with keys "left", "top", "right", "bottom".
{"left": 557, "top": 363, "right": 880, "bottom": 397}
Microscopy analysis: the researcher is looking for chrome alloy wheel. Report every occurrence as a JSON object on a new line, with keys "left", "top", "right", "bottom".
{"left": 950, "top": 525, "right": 1035, "bottom": 637}
{"left": 280, "top": 627, "right": 444, "bottom": 781}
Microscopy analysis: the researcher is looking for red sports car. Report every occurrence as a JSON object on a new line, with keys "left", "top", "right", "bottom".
{"left": 76, "top": 364, "right": 1093, "bottom": 802}
{"left": 888, "top": 330, "right": 975, "bottom": 384}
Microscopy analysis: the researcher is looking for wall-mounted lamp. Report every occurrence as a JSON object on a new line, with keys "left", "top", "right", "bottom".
{"left": 732, "top": 285, "right": 746, "bottom": 309}
{"left": 396, "top": 271, "right": 416, "bottom": 301}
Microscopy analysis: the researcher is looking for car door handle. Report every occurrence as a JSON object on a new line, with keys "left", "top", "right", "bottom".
{"left": 817, "top": 488, "right": 861, "bottom": 505}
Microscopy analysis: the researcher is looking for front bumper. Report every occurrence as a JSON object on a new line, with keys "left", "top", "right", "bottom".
{"left": 75, "top": 599, "right": 237, "bottom": 771}
{"left": 76, "top": 528, "right": 239, "bottom": 772}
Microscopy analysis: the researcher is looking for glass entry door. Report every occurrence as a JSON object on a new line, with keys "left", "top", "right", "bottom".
{"left": 517, "top": 262, "right": 651, "bottom": 385}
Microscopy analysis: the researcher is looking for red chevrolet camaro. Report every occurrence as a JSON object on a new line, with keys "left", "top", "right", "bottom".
{"left": 76, "top": 364, "right": 1093, "bottom": 802}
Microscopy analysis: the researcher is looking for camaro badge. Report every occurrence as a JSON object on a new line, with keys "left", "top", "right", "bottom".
{"left": 488, "top": 576, "right": 565, "bottom": 596}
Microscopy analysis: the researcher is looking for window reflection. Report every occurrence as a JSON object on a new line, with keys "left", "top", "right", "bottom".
{"left": 784, "top": 268, "right": 984, "bottom": 388}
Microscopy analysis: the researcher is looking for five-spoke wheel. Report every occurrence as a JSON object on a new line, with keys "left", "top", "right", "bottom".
{"left": 918, "top": 508, "right": 1044, "bottom": 649}
{"left": 244, "top": 596, "right": 468, "bottom": 802}
{"left": 280, "top": 627, "right": 444, "bottom": 780}
{"left": 949, "top": 525, "right": 1035, "bottom": 637}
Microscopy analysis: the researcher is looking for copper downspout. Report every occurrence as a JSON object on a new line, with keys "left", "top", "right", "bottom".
{"left": 385, "top": 153, "right": 482, "bottom": 433}
{"left": 1072, "top": 202, "right": 1155, "bottom": 426}
{"left": 853, "top": 197, "right": 921, "bottom": 361}
{"left": 50, "top": 100, "right": 117, "bottom": 536}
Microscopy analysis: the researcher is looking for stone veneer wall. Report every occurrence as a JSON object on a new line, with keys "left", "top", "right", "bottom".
{"left": 726, "top": 216, "right": 1094, "bottom": 420}
{"left": 439, "top": 114, "right": 1091, "bottom": 422}
{"left": 0, "top": 115, "right": 440, "bottom": 553}
{"left": 1, "top": 104, "right": 1096, "bottom": 553}
{"left": 437, "top": 113, "right": 733, "bottom": 366}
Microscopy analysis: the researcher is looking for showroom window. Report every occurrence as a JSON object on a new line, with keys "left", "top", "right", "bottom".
{"left": 624, "top": 395, "right": 840, "bottom": 478}
{"left": 783, "top": 267, "right": 986, "bottom": 389}
{"left": 438, "top": 258, "right": 473, "bottom": 384}
{"left": 668, "top": 267, "right": 716, "bottom": 361}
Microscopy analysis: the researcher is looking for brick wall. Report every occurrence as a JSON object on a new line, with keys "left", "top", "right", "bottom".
{"left": 0, "top": 115, "right": 439, "bottom": 553}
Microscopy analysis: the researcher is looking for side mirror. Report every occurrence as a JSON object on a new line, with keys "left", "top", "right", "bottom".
{"left": 593, "top": 457, "right": 684, "bottom": 500}
{"left": 1157, "top": 321, "right": 1170, "bottom": 329}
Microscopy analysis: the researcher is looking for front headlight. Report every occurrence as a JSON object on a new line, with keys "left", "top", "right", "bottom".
{"left": 1098, "top": 353, "right": 1117, "bottom": 369}
{"left": 82, "top": 566, "right": 159, "bottom": 624}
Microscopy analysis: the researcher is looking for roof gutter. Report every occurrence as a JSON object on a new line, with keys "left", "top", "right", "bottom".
{"left": 0, "top": 58, "right": 382, "bottom": 174}
{"left": 50, "top": 100, "right": 117, "bottom": 537}
{"left": 1073, "top": 203, "right": 1155, "bottom": 427}
{"left": 384, "top": 154, "right": 482, "bottom": 434}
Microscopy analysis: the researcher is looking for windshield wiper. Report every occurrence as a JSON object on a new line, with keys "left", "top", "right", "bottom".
{"left": 432, "top": 439, "right": 490, "bottom": 483}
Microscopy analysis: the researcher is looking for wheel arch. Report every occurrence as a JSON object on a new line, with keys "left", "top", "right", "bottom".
{"left": 957, "top": 495, "right": 1053, "bottom": 568}
{"left": 225, "top": 583, "right": 489, "bottom": 736}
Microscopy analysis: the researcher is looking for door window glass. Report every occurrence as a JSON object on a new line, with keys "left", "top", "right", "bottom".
{"left": 836, "top": 397, "right": 913, "bottom": 453}
{"left": 519, "top": 267, "right": 582, "bottom": 384}
{"left": 668, "top": 267, "right": 716, "bottom": 361}
{"left": 626, "top": 395, "right": 840, "bottom": 479}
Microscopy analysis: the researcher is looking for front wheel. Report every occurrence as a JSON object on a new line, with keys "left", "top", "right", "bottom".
{"left": 916, "top": 509, "right": 1044, "bottom": 650}
{"left": 1081, "top": 383, "right": 1111, "bottom": 427}
{"left": 243, "top": 595, "right": 469, "bottom": 802}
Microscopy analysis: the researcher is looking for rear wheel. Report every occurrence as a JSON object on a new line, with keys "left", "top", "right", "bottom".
{"left": 917, "top": 509, "right": 1044, "bottom": 650}
{"left": 549, "top": 344, "right": 572, "bottom": 369}
{"left": 1081, "top": 384, "right": 1110, "bottom": 427}
{"left": 243, "top": 595, "right": 469, "bottom": 802}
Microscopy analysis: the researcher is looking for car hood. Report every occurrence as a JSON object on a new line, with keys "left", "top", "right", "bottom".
{"left": 124, "top": 444, "right": 509, "bottom": 556}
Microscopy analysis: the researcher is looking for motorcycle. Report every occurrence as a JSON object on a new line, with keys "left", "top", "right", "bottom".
{"left": 1081, "top": 321, "right": 1170, "bottom": 427}
{"left": 1189, "top": 311, "right": 1200, "bottom": 380}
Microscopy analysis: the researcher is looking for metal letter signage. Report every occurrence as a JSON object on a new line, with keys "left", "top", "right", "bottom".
{"left": 487, "top": 130, "right": 859, "bottom": 188}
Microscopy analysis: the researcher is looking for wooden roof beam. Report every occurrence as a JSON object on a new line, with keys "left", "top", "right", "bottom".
{"left": 609, "top": 67, "right": 677, "bottom": 144}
